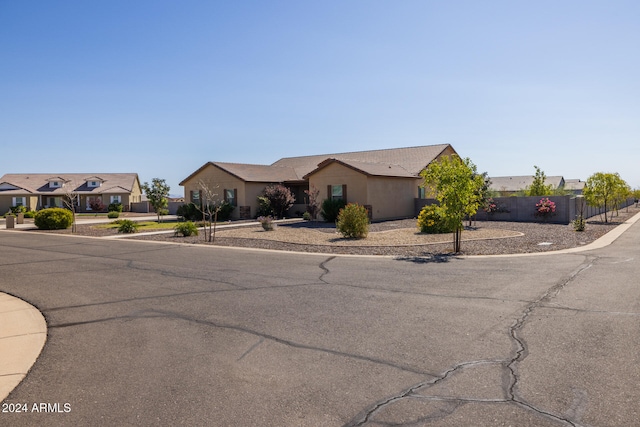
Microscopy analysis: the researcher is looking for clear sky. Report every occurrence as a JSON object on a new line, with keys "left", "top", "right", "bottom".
{"left": 2, "top": 1, "right": 639, "bottom": 196}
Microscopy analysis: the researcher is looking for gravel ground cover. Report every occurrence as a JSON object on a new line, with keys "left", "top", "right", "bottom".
{"left": 69, "top": 205, "right": 640, "bottom": 257}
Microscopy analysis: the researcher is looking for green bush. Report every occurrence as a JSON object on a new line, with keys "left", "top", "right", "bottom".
{"left": 10, "top": 205, "right": 28, "bottom": 214}
{"left": 117, "top": 219, "right": 139, "bottom": 234}
{"left": 174, "top": 221, "right": 199, "bottom": 237}
{"left": 336, "top": 203, "right": 370, "bottom": 238}
{"left": 177, "top": 203, "right": 202, "bottom": 221}
{"left": 417, "top": 204, "right": 455, "bottom": 234}
{"left": 217, "top": 201, "right": 235, "bottom": 221}
{"left": 256, "top": 196, "right": 273, "bottom": 217}
{"left": 24, "top": 211, "right": 35, "bottom": 218}
{"left": 108, "top": 202, "right": 123, "bottom": 212}
{"left": 321, "top": 199, "right": 346, "bottom": 223}
{"left": 107, "top": 211, "right": 120, "bottom": 219}
{"left": 302, "top": 211, "right": 312, "bottom": 221}
{"left": 572, "top": 216, "right": 586, "bottom": 232}
{"left": 34, "top": 208, "right": 74, "bottom": 230}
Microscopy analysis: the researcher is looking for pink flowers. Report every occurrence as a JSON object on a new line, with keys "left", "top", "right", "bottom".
{"left": 535, "top": 198, "right": 556, "bottom": 220}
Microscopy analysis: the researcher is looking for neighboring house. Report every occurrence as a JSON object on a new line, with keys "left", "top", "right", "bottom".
{"left": 563, "top": 179, "right": 585, "bottom": 195}
{"left": 489, "top": 175, "right": 566, "bottom": 196}
{"left": 0, "top": 173, "right": 143, "bottom": 214}
{"left": 180, "top": 144, "right": 457, "bottom": 221}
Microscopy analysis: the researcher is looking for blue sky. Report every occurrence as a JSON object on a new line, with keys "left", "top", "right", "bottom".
{"left": 2, "top": 1, "right": 639, "bottom": 195}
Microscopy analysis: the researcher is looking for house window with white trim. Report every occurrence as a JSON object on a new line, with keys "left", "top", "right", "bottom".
{"left": 12, "top": 197, "right": 25, "bottom": 207}
{"left": 110, "top": 195, "right": 121, "bottom": 204}
{"left": 88, "top": 181, "right": 101, "bottom": 188}
{"left": 331, "top": 185, "right": 344, "bottom": 201}
{"left": 49, "top": 181, "right": 62, "bottom": 188}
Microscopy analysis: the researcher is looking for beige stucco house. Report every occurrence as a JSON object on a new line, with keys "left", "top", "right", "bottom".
{"left": 181, "top": 144, "right": 457, "bottom": 221}
{"left": 0, "top": 173, "right": 143, "bottom": 214}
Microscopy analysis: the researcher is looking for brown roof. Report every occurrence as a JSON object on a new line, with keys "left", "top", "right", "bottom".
{"left": 0, "top": 173, "right": 140, "bottom": 195}
{"left": 273, "top": 144, "right": 454, "bottom": 178}
{"left": 303, "top": 158, "right": 416, "bottom": 179}
{"left": 181, "top": 144, "right": 455, "bottom": 185}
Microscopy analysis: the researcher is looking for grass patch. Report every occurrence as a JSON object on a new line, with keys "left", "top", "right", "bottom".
{"left": 96, "top": 221, "right": 181, "bottom": 231}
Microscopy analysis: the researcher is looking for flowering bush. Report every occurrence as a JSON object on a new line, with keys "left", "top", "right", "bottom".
{"left": 484, "top": 198, "right": 498, "bottom": 213}
{"left": 417, "top": 204, "right": 455, "bottom": 234}
{"left": 535, "top": 198, "right": 556, "bottom": 221}
{"left": 257, "top": 216, "right": 275, "bottom": 231}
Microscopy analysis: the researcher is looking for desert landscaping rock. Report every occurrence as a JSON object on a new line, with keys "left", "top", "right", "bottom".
{"left": 41, "top": 205, "right": 639, "bottom": 257}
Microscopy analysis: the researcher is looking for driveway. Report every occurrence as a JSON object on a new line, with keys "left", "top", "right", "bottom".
{"left": 0, "top": 214, "right": 639, "bottom": 426}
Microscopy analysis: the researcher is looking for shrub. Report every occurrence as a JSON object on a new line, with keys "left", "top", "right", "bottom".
{"left": 34, "top": 208, "right": 74, "bottom": 230}
{"left": 336, "top": 203, "right": 370, "bottom": 238}
{"left": 177, "top": 203, "right": 202, "bottom": 221}
{"left": 321, "top": 199, "right": 346, "bottom": 223}
{"left": 535, "top": 198, "right": 556, "bottom": 222}
{"left": 256, "top": 196, "right": 273, "bottom": 217}
{"left": 107, "top": 211, "right": 120, "bottom": 219}
{"left": 417, "top": 204, "right": 455, "bottom": 234}
{"left": 108, "top": 202, "right": 123, "bottom": 212}
{"left": 302, "top": 211, "right": 312, "bottom": 221}
{"left": 24, "top": 211, "right": 35, "bottom": 218}
{"left": 257, "top": 216, "right": 275, "bottom": 231}
{"left": 174, "top": 221, "right": 199, "bottom": 237}
{"left": 262, "top": 184, "right": 295, "bottom": 218}
{"left": 217, "top": 201, "right": 235, "bottom": 221}
{"left": 157, "top": 208, "right": 169, "bottom": 217}
{"left": 88, "top": 198, "right": 106, "bottom": 212}
{"left": 572, "top": 216, "right": 586, "bottom": 232}
{"left": 117, "top": 219, "right": 139, "bottom": 234}
{"left": 10, "top": 205, "right": 28, "bottom": 214}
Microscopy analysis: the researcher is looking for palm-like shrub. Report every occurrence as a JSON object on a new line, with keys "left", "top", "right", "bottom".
{"left": 174, "top": 221, "right": 199, "bottom": 237}
{"left": 116, "top": 219, "right": 139, "bottom": 234}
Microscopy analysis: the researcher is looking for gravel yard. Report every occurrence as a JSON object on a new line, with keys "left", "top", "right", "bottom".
{"left": 94, "top": 205, "right": 640, "bottom": 256}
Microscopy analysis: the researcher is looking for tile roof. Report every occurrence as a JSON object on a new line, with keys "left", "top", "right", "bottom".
{"left": 303, "top": 158, "right": 415, "bottom": 179}
{"left": 0, "top": 173, "right": 140, "bottom": 195}
{"left": 273, "top": 144, "right": 454, "bottom": 178}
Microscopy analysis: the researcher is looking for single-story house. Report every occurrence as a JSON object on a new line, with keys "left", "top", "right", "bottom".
{"left": 0, "top": 173, "right": 143, "bottom": 214}
{"left": 180, "top": 144, "right": 458, "bottom": 221}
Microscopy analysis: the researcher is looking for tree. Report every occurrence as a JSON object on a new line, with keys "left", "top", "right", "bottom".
{"left": 304, "top": 184, "right": 321, "bottom": 220}
{"left": 88, "top": 197, "right": 105, "bottom": 215}
{"left": 141, "top": 178, "right": 170, "bottom": 223}
{"left": 525, "top": 166, "right": 554, "bottom": 196}
{"left": 262, "top": 184, "right": 295, "bottom": 219}
{"left": 62, "top": 180, "right": 79, "bottom": 233}
{"left": 420, "top": 155, "right": 486, "bottom": 253}
{"left": 583, "top": 172, "right": 628, "bottom": 223}
{"left": 195, "top": 179, "right": 222, "bottom": 243}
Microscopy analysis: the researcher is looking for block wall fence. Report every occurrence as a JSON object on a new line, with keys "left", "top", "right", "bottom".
{"left": 415, "top": 196, "right": 636, "bottom": 224}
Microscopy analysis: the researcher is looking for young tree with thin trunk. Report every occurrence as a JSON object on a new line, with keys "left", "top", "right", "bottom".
{"left": 196, "top": 179, "right": 222, "bottom": 243}
{"left": 62, "top": 180, "right": 79, "bottom": 233}
{"left": 583, "top": 172, "right": 628, "bottom": 223}
{"left": 420, "top": 155, "right": 485, "bottom": 253}
{"left": 525, "top": 165, "right": 554, "bottom": 196}
{"left": 141, "top": 178, "right": 170, "bottom": 223}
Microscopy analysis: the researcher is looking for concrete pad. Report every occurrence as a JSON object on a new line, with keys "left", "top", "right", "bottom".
{"left": 0, "top": 294, "right": 47, "bottom": 402}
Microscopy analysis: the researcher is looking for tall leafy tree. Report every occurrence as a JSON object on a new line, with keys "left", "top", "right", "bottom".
{"left": 583, "top": 172, "right": 628, "bottom": 223}
{"left": 420, "top": 155, "right": 486, "bottom": 253}
{"left": 141, "top": 178, "right": 170, "bottom": 223}
{"left": 525, "top": 165, "right": 554, "bottom": 196}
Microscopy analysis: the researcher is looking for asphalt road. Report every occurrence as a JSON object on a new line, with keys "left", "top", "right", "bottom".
{"left": 0, "top": 221, "right": 638, "bottom": 426}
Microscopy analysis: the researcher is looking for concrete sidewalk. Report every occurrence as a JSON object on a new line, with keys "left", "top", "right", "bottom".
{"left": 0, "top": 294, "right": 46, "bottom": 401}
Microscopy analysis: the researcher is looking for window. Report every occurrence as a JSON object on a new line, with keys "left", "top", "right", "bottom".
{"left": 110, "top": 195, "right": 121, "bottom": 204}
{"left": 418, "top": 187, "right": 426, "bottom": 199}
{"left": 331, "top": 185, "right": 345, "bottom": 201}
{"left": 190, "top": 190, "right": 201, "bottom": 204}
{"left": 12, "top": 197, "right": 25, "bottom": 207}
{"left": 88, "top": 181, "right": 101, "bottom": 188}
{"left": 224, "top": 189, "right": 237, "bottom": 206}
{"left": 49, "top": 181, "right": 62, "bottom": 188}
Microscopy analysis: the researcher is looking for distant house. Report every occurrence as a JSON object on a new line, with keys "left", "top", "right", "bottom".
{"left": 489, "top": 175, "right": 585, "bottom": 196}
{"left": 180, "top": 144, "right": 458, "bottom": 221}
{"left": 489, "top": 175, "right": 565, "bottom": 196}
{"left": 0, "top": 173, "right": 143, "bottom": 213}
